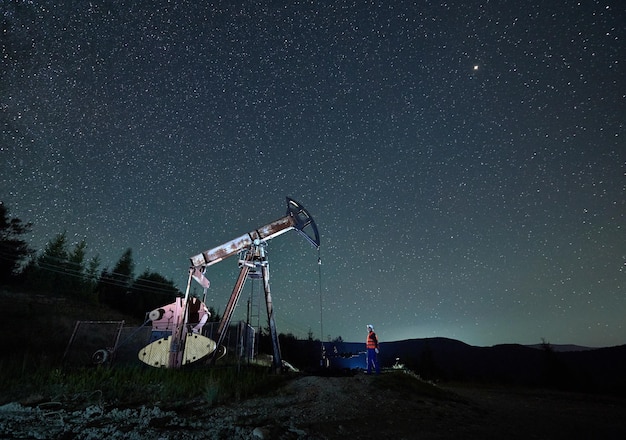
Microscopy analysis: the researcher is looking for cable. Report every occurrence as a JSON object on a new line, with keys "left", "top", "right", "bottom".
{"left": 318, "top": 250, "right": 323, "bottom": 339}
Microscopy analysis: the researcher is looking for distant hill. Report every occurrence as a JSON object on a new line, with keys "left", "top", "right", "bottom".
{"left": 526, "top": 343, "right": 595, "bottom": 352}
{"left": 315, "top": 337, "right": 626, "bottom": 394}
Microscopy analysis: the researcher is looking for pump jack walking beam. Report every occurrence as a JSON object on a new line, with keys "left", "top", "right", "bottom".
{"left": 190, "top": 197, "right": 320, "bottom": 371}
{"left": 190, "top": 198, "right": 320, "bottom": 269}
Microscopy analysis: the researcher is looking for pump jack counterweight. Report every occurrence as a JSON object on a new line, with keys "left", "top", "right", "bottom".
{"left": 138, "top": 197, "right": 320, "bottom": 370}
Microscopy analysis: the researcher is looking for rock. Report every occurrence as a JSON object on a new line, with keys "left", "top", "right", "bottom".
{"left": 252, "top": 426, "right": 270, "bottom": 439}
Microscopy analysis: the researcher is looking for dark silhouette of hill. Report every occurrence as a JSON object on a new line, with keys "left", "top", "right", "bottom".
{"left": 313, "top": 337, "right": 626, "bottom": 395}
{"left": 526, "top": 343, "right": 595, "bottom": 352}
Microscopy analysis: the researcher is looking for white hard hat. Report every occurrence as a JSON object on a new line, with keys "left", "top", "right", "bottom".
{"left": 367, "top": 324, "right": 374, "bottom": 330}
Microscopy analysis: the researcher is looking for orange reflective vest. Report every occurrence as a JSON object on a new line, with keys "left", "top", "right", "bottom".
{"left": 367, "top": 330, "right": 378, "bottom": 349}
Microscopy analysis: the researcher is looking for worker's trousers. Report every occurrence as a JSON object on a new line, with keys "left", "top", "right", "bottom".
{"left": 367, "top": 348, "right": 380, "bottom": 374}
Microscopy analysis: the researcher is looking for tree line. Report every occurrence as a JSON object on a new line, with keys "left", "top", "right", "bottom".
{"left": 1, "top": 201, "right": 342, "bottom": 345}
{"left": 0, "top": 201, "right": 199, "bottom": 321}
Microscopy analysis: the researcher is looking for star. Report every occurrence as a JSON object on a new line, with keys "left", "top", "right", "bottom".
{"left": 1, "top": 0, "right": 623, "bottom": 347}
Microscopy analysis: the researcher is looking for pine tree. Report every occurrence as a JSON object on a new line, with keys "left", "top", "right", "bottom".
{"left": 66, "top": 239, "right": 88, "bottom": 297}
{"left": 127, "top": 270, "right": 180, "bottom": 319}
{"left": 83, "top": 254, "right": 101, "bottom": 300}
{"left": 97, "top": 248, "right": 135, "bottom": 311}
{"left": 0, "top": 202, "right": 34, "bottom": 284}
{"left": 26, "top": 232, "right": 70, "bottom": 293}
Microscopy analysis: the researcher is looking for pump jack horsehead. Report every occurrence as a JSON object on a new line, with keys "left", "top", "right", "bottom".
{"left": 138, "top": 197, "right": 320, "bottom": 370}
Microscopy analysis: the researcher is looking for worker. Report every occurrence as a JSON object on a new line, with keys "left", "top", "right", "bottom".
{"left": 366, "top": 324, "right": 380, "bottom": 374}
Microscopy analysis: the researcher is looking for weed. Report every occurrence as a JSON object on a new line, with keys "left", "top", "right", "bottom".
{"left": 203, "top": 378, "right": 220, "bottom": 406}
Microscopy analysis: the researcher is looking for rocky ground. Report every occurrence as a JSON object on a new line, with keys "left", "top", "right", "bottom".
{"left": 2, "top": 371, "right": 625, "bottom": 439}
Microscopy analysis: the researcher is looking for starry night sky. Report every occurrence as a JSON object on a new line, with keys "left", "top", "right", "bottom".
{"left": 2, "top": 1, "right": 624, "bottom": 347}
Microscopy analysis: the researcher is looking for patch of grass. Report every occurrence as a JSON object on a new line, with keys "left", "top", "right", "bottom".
{"left": 0, "top": 290, "right": 291, "bottom": 407}
{"left": 0, "top": 360, "right": 289, "bottom": 408}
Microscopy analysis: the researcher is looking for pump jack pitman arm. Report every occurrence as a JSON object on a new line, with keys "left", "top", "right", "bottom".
{"left": 189, "top": 197, "right": 320, "bottom": 269}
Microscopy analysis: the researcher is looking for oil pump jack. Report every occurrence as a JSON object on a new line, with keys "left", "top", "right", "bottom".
{"left": 138, "top": 197, "right": 320, "bottom": 371}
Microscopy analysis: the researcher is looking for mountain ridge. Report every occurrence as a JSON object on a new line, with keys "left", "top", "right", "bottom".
{"left": 312, "top": 337, "right": 626, "bottom": 394}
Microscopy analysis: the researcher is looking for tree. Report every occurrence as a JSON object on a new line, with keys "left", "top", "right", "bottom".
{"left": 25, "top": 231, "right": 70, "bottom": 292}
{"left": 97, "top": 248, "right": 135, "bottom": 311}
{"left": 126, "top": 270, "right": 180, "bottom": 319}
{"left": 24, "top": 233, "right": 99, "bottom": 299}
{"left": 112, "top": 248, "right": 135, "bottom": 280}
{"left": 68, "top": 240, "right": 87, "bottom": 276}
{"left": 207, "top": 306, "right": 221, "bottom": 322}
{"left": 65, "top": 239, "right": 87, "bottom": 295}
{"left": 82, "top": 254, "right": 101, "bottom": 300}
{"left": 0, "top": 202, "right": 33, "bottom": 284}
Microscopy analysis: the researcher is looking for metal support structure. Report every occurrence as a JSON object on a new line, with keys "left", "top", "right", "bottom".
{"left": 167, "top": 269, "right": 194, "bottom": 368}
{"left": 210, "top": 242, "right": 283, "bottom": 371}
{"left": 213, "top": 253, "right": 252, "bottom": 352}
{"left": 188, "top": 197, "right": 321, "bottom": 370}
{"left": 261, "top": 261, "right": 282, "bottom": 372}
